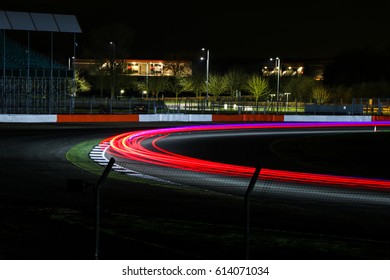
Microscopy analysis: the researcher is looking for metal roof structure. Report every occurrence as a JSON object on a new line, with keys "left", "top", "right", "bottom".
{"left": 0, "top": 10, "right": 82, "bottom": 33}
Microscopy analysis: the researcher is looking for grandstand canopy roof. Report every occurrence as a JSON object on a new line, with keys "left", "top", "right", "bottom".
{"left": 0, "top": 11, "right": 82, "bottom": 33}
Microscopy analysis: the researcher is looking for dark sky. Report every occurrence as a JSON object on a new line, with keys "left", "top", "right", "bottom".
{"left": 2, "top": 1, "right": 390, "bottom": 61}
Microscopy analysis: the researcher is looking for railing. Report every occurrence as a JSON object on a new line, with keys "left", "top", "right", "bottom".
{"left": 1, "top": 93, "right": 390, "bottom": 115}
{"left": 66, "top": 97, "right": 388, "bottom": 116}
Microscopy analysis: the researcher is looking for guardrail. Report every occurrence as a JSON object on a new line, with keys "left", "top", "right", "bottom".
{"left": 0, "top": 113, "right": 386, "bottom": 123}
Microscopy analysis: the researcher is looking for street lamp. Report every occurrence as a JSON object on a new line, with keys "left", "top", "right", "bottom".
{"left": 110, "top": 41, "right": 116, "bottom": 98}
{"left": 68, "top": 56, "right": 74, "bottom": 71}
{"left": 270, "top": 93, "right": 276, "bottom": 111}
{"left": 200, "top": 48, "right": 209, "bottom": 100}
{"left": 270, "top": 57, "right": 280, "bottom": 113}
{"left": 95, "top": 157, "right": 115, "bottom": 260}
{"left": 69, "top": 38, "right": 77, "bottom": 114}
{"left": 285, "top": 92, "right": 291, "bottom": 111}
{"left": 72, "top": 37, "right": 77, "bottom": 97}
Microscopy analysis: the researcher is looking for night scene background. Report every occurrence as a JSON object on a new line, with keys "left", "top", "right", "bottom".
{"left": 3, "top": 1, "right": 390, "bottom": 61}
{"left": 1, "top": 0, "right": 390, "bottom": 262}
{"left": 3, "top": 0, "right": 390, "bottom": 99}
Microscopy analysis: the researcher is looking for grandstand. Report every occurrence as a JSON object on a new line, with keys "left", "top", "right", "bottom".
{"left": 1, "top": 10, "right": 81, "bottom": 114}
{"left": 0, "top": 33, "right": 68, "bottom": 72}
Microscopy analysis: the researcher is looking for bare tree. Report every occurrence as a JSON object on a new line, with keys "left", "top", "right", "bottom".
{"left": 208, "top": 74, "right": 228, "bottom": 99}
{"left": 312, "top": 86, "right": 332, "bottom": 104}
{"left": 224, "top": 67, "right": 248, "bottom": 97}
{"left": 68, "top": 68, "right": 92, "bottom": 96}
{"left": 283, "top": 76, "right": 317, "bottom": 102}
{"left": 169, "top": 77, "right": 185, "bottom": 102}
{"left": 162, "top": 60, "right": 191, "bottom": 77}
{"left": 179, "top": 73, "right": 204, "bottom": 98}
{"left": 135, "top": 76, "right": 170, "bottom": 99}
{"left": 246, "top": 74, "right": 270, "bottom": 107}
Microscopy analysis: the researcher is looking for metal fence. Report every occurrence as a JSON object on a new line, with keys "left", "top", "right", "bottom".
{"left": 0, "top": 69, "right": 72, "bottom": 114}
{"left": 1, "top": 73, "right": 390, "bottom": 115}
{"left": 46, "top": 96, "right": 390, "bottom": 115}
{"left": 68, "top": 97, "right": 307, "bottom": 115}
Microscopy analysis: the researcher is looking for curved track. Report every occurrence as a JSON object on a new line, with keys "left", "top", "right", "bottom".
{"left": 2, "top": 121, "right": 390, "bottom": 260}
{"left": 91, "top": 121, "right": 390, "bottom": 206}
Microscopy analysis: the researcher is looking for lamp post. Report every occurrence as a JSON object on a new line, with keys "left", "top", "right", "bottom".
{"left": 110, "top": 41, "right": 116, "bottom": 99}
{"left": 244, "top": 165, "right": 261, "bottom": 260}
{"left": 68, "top": 56, "right": 75, "bottom": 71}
{"left": 73, "top": 37, "right": 77, "bottom": 97}
{"left": 285, "top": 92, "right": 291, "bottom": 111}
{"left": 270, "top": 93, "right": 276, "bottom": 112}
{"left": 69, "top": 38, "right": 77, "bottom": 114}
{"left": 95, "top": 157, "right": 115, "bottom": 260}
{"left": 270, "top": 57, "right": 280, "bottom": 113}
{"left": 201, "top": 48, "right": 209, "bottom": 102}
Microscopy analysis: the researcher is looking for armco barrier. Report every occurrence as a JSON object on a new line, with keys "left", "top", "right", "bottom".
{"left": 139, "top": 114, "right": 212, "bottom": 122}
{"left": 1, "top": 114, "right": 390, "bottom": 123}
{"left": 372, "top": 115, "right": 390, "bottom": 122}
{"left": 0, "top": 114, "right": 57, "bottom": 123}
{"left": 284, "top": 115, "right": 372, "bottom": 122}
{"left": 57, "top": 114, "right": 139, "bottom": 123}
{"left": 212, "top": 114, "right": 284, "bottom": 122}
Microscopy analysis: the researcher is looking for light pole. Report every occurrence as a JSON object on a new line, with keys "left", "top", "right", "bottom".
{"left": 95, "top": 157, "right": 115, "bottom": 260}
{"left": 110, "top": 41, "right": 116, "bottom": 99}
{"left": 270, "top": 93, "right": 275, "bottom": 112}
{"left": 244, "top": 164, "right": 261, "bottom": 260}
{"left": 270, "top": 57, "right": 280, "bottom": 113}
{"left": 73, "top": 37, "right": 77, "bottom": 97}
{"left": 201, "top": 48, "right": 209, "bottom": 102}
{"left": 69, "top": 38, "right": 77, "bottom": 114}
{"left": 68, "top": 56, "right": 75, "bottom": 71}
{"left": 285, "top": 92, "right": 291, "bottom": 111}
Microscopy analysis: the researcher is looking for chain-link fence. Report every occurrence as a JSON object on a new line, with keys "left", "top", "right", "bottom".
{"left": 3, "top": 91, "right": 390, "bottom": 115}
{"left": 0, "top": 69, "right": 73, "bottom": 114}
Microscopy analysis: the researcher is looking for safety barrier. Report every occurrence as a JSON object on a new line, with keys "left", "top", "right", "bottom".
{"left": 0, "top": 113, "right": 389, "bottom": 123}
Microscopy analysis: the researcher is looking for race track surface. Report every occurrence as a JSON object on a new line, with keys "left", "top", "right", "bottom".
{"left": 1, "top": 122, "right": 390, "bottom": 260}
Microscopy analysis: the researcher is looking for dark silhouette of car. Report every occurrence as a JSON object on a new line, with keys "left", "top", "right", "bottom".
{"left": 133, "top": 104, "right": 147, "bottom": 114}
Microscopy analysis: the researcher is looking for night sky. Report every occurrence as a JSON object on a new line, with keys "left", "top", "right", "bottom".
{"left": 2, "top": 0, "right": 390, "bottom": 60}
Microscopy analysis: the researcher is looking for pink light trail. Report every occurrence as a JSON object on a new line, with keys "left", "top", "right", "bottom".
{"left": 101, "top": 122, "right": 390, "bottom": 191}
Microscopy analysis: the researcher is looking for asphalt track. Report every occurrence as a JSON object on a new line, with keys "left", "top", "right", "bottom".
{"left": 1, "top": 122, "right": 390, "bottom": 260}
{"left": 97, "top": 123, "right": 390, "bottom": 205}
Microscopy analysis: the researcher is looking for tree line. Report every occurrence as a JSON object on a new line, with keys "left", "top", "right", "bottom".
{"left": 74, "top": 23, "right": 390, "bottom": 104}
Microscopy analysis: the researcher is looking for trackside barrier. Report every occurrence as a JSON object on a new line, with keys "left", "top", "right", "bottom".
{"left": 212, "top": 114, "right": 284, "bottom": 122}
{"left": 139, "top": 114, "right": 212, "bottom": 122}
{"left": 1, "top": 114, "right": 390, "bottom": 123}
{"left": 372, "top": 115, "right": 390, "bottom": 122}
{"left": 57, "top": 114, "right": 139, "bottom": 123}
{"left": 0, "top": 114, "right": 57, "bottom": 123}
{"left": 284, "top": 115, "right": 372, "bottom": 122}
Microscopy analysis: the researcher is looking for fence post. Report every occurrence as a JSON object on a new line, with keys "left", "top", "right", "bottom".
{"left": 244, "top": 164, "right": 261, "bottom": 260}
{"left": 95, "top": 157, "right": 115, "bottom": 260}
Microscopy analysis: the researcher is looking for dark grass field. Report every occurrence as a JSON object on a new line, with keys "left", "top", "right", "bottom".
{"left": 1, "top": 123, "right": 390, "bottom": 260}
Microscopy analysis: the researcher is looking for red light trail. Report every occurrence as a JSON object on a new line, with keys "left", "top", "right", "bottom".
{"left": 101, "top": 122, "right": 390, "bottom": 191}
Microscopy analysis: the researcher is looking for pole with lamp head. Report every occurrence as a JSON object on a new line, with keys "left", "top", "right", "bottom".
{"left": 270, "top": 57, "right": 280, "bottom": 114}
{"left": 109, "top": 41, "right": 116, "bottom": 99}
{"left": 201, "top": 48, "right": 209, "bottom": 106}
